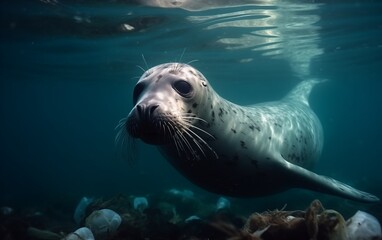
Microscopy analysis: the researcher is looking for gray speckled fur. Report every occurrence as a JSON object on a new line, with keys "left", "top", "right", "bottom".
{"left": 127, "top": 63, "right": 379, "bottom": 202}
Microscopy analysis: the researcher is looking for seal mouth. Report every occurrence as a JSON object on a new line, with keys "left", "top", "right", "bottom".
{"left": 124, "top": 103, "right": 173, "bottom": 144}
{"left": 122, "top": 108, "right": 218, "bottom": 160}
{"left": 126, "top": 114, "right": 173, "bottom": 145}
{"left": 136, "top": 121, "right": 173, "bottom": 145}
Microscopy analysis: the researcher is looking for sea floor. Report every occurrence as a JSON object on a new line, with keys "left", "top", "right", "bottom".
{"left": 1, "top": 190, "right": 380, "bottom": 240}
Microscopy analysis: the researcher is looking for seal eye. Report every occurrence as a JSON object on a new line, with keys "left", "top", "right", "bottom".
{"left": 133, "top": 82, "right": 145, "bottom": 104}
{"left": 173, "top": 80, "right": 193, "bottom": 98}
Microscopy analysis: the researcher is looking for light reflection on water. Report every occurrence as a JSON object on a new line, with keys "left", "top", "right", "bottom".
{"left": 7, "top": 0, "right": 324, "bottom": 82}
{"left": 185, "top": 2, "right": 323, "bottom": 80}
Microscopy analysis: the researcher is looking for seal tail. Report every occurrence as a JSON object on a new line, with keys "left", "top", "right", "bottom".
{"left": 284, "top": 79, "right": 328, "bottom": 106}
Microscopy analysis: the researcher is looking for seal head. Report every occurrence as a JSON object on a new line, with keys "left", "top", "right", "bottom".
{"left": 126, "top": 63, "right": 210, "bottom": 147}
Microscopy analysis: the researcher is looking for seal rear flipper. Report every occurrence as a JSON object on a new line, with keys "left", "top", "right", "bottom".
{"left": 283, "top": 79, "right": 327, "bottom": 106}
{"left": 280, "top": 160, "right": 380, "bottom": 203}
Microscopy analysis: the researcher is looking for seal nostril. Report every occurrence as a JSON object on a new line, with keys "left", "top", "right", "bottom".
{"left": 136, "top": 104, "right": 158, "bottom": 120}
{"left": 136, "top": 104, "right": 146, "bottom": 119}
{"left": 136, "top": 104, "right": 144, "bottom": 113}
{"left": 149, "top": 105, "right": 159, "bottom": 116}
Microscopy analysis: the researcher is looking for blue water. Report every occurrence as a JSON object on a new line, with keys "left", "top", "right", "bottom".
{"left": 1, "top": 0, "right": 381, "bottom": 221}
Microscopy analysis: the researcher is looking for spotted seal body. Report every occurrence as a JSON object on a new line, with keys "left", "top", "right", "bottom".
{"left": 124, "top": 63, "right": 379, "bottom": 202}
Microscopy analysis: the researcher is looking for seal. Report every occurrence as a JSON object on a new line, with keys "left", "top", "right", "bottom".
{"left": 121, "top": 62, "right": 379, "bottom": 203}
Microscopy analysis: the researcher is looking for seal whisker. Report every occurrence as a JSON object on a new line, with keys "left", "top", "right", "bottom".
{"left": 186, "top": 59, "right": 199, "bottom": 65}
{"left": 115, "top": 118, "right": 138, "bottom": 165}
{"left": 180, "top": 116, "right": 209, "bottom": 124}
{"left": 126, "top": 134, "right": 138, "bottom": 164}
{"left": 115, "top": 118, "right": 127, "bottom": 145}
{"left": 182, "top": 121, "right": 216, "bottom": 140}
{"left": 181, "top": 128, "right": 207, "bottom": 160}
{"left": 115, "top": 117, "right": 127, "bottom": 130}
{"left": 163, "top": 121, "right": 174, "bottom": 137}
{"left": 141, "top": 54, "right": 149, "bottom": 70}
{"left": 167, "top": 116, "right": 217, "bottom": 160}
{"left": 174, "top": 134, "right": 185, "bottom": 153}
{"left": 179, "top": 112, "right": 209, "bottom": 124}
{"left": 182, "top": 126, "right": 218, "bottom": 160}
{"left": 178, "top": 48, "right": 187, "bottom": 63}
{"left": 136, "top": 65, "right": 146, "bottom": 73}
{"left": 172, "top": 134, "right": 182, "bottom": 157}
{"left": 173, "top": 132, "right": 187, "bottom": 159}
{"left": 175, "top": 129, "right": 198, "bottom": 160}
{"left": 172, "top": 63, "right": 179, "bottom": 72}
{"left": 172, "top": 62, "right": 184, "bottom": 72}
{"left": 167, "top": 118, "right": 200, "bottom": 160}
{"left": 115, "top": 128, "right": 124, "bottom": 145}
{"left": 176, "top": 127, "right": 196, "bottom": 154}
{"left": 164, "top": 119, "right": 185, "bottom": 155}
{"left": 159, "top": 121, "right": 165, "bottom": 136}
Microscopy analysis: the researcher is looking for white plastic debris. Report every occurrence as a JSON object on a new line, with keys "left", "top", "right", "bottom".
{"left": 63, "top": 227, "right": 94, "bottom": 240}
{"left": 0, "top": 206, "right": 13, "bottom": 216}
{"left": 346, "top": 210, "right": 382, "bottom": 240}
{"left": 85, "top": 209, "right": 121, "bottom": 240}
{"left": 73, "top": 197, "right": 94, "bottom": 225}
{"left": 168, "top": 188, "right": 194, "bottom": 199}
{"left": 133, "top": 197, "right": 149, "bottom": 212}
{"left": 216, "top": 197, "right": 231, "bottom": 210}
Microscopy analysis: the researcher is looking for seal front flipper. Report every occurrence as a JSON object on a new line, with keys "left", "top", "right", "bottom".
{"left": 278, "top": 157, "right": 380, "bottom": 203}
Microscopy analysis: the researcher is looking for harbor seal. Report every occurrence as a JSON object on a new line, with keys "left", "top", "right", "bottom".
{"left": 121, "top": 62, "right": 379, "bottom": 203}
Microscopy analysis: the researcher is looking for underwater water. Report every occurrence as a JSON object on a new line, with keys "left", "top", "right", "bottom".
{"left": 1, "top": 0, "right": 382, "bottom": 233}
